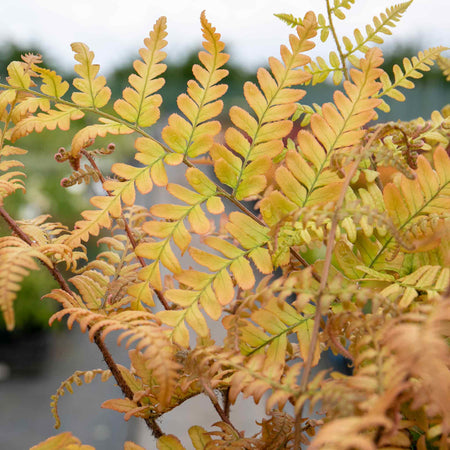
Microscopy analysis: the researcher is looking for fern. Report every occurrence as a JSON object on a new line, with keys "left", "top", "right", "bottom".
{"left": 0, "top": 2, "right": 449, "bottom": 448}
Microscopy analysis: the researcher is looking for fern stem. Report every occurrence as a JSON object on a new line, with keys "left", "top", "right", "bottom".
{"left": 326, "top": 0, "right": 349, "bottom": 81}
{"left": 201, "top": 378, "right": 239, "bottom": 433}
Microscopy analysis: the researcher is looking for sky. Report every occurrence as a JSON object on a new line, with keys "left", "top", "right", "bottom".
{"left": 1, "top": 0, "right": 449, "bottom": 74}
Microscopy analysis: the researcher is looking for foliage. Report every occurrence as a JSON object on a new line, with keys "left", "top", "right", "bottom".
{"left": 0, "top": 2, "right": 449, "bottom": 449}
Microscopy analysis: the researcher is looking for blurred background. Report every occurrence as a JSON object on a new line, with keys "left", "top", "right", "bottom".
{"left": 0, "top": 0, "right": 449, "bottom": 448}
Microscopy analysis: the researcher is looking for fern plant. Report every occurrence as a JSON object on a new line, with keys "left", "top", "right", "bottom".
{"left": 1, "top": 2, "right": 449, "bottom": 449}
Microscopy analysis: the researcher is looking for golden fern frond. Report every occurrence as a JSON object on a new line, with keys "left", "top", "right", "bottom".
{"left": 238, "top": 297, "right": 320, "bottom": 369}
{"left": 114, "top": 16, "right": 167, "bottom": 127}
{"left": 50, "top": 369, "right": 112, "bottom": 429}
{"left": 32, "top": 64, "right": 69, "bottom": 99}
{"left": 379, "top": 265, "right": 449, "bottom": 308}
{"left": 0, "top": 167, "right": 26, "bottom": 204}
{"left": 132, "top": 167, "right": 226, "bottom": 312}
{"left": 71, "top": 42, "right": 111, "bottom": 108}
{"left": 260, "top": 48, "right": 384, "bottom": 232}
{"left": 212, "top": 11, "right": 316, "bottom": 200}
{"left": 162, "top": 11, "right": 229, "bottom": 159}
{"left": 437, "top": 55, "right": 450, "bottom": 81}
{"left": 150, "top": 212, "right": 272, "bottom": 346}
{"left": 0, "top": 236, "right": 54, "bottom": 330}
{"left": 377, "top": 46, "right": 447, "bottom": 112}
{"left": 10, "top": 96, "right": 51, "bottom": 123}
{"left": 69, "top": 119, "right": 133, "bottom": 161}
{"left": 368, "top": 146, "right": 450, "bottom": 270}
{"left": 10, "top": 104, "right": 85, "bottom": 142}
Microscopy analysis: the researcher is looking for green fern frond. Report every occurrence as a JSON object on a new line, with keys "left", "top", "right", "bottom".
{"left": 377, "top": 46, "right": 447, "bottom": 112}
{"left": 329, "top": 0, "right": 356, "bottom": 21}
{"left": 341, "top": 2, "right": 412, "bottom": 64}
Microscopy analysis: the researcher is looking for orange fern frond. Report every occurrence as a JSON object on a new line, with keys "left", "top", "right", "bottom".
{"left": 212, "top": 11, "right": 317, "bottom": 201}
{"left": 114, "top": 16, "right": 167, "bottom": 127}
{"left": 162, "top": 11, "right": 229, "bottom": 159}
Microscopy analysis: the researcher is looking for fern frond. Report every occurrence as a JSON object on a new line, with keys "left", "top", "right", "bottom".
{"left": 10, "top": 97, "right": 51, "bottom": 123}
{"left": 71, "top": 42, "right": 111, "bottom": 108}
{"left": 10, "top": 104, "right": 84, "bottom": 142}
{"left": 377, "top": 47, "right": 447, "bottom": 112}
{"left": 261, "top": 48, "right": 383, "bottom": 233}
{"left": 114, "top": 16, "right": 167, "bottom": 127}
{"left": 380, "top": 265, "right": 449, "bottom": 308}
{"left": 133, "top": 167, "right": 225, "bottom": 308}
{"left": 0, "top": 236, "right": 54, "bottom": 330}
{"left": 70, "top": 118, "right": 133, "bottom": 159}
{"left": 50, "top": 369, "right": 112, "bottom": 429}
{"left": 369, "top": 146, "right": 450, "bottom": 270}
{"left": 0, "top": 169, "right": 26, "bottom": 204}
{"left": 30, "top": 432, "right": 95, "bottom": 450}
{"left": 151, "top": 212, "right": 271, "bottom": 346}
{"left": 32, "top": 64, "right": 69, "bottom": 99}
{"left": 341, "top": 1, "right": 412, "bottom": 63}
{"left": 213, "top": 11, "right": 316, "bottom": 200}
{"left": 329, "top": 0, "right": 356, "bottom": 21}
{"left": 162, "top": 11, "right": 229, "bottom": 159}
{"left": 437, "top": 55, "right": 450, "bottom": 81}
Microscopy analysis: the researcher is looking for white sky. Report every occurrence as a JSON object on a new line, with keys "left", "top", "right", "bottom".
{"left": 1, "top": 0, "right": 449, "bottom": 74}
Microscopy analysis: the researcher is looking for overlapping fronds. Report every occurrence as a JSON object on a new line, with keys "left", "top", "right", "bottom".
{"left": 50, "top": 369, "right": 112, "bottom": 429}
{"left": 145, "top": 211, "right": 272, "bottom": 346}
{"left": 114, "top": 17, "right": 167, "bottom": 127}
{"left": 49, "top": 308, "right": 181, "bottom": 409}
{"left": 260, "top": 48, "right": 383, "bottom": 241}
{"left": 1, "top": 3, "right": 449, "bottom": 448}
{"left": 212, "top": 11, "right": 317, "bottom": 200}
{"left": 161, "top": 12, "right": 229, "bottom": 159}
{"left": 370, "top": 146, "right": 450, "bottom": 270}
